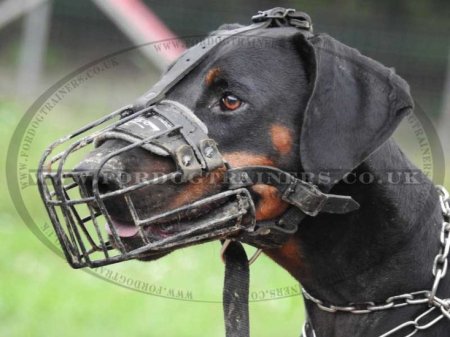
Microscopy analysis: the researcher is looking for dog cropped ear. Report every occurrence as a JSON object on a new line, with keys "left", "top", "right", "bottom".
{"left": 296, "top": 33, "right": 414, "bottom": 190}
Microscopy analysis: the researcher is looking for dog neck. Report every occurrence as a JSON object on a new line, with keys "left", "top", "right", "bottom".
{"left": 264, "top": 139, "right": 449, "bottom": 336}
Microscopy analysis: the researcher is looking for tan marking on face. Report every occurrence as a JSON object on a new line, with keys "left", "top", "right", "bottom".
{"left": 204, "top": 67, "right": 221, "bottom": 86}
{"left": 224, "top": 152, "right": 289, "bottom": 220}
{"left": 252, "top": 185, "right": 289, "bottom": 220}
{"left": 170, "top": 152, "right": 289, "bottom": 221}
{"left": 270, "top": 124, "right": 293, "bottom": 155}
{"left": 169, "top": 167, "right": 226, "bottom": 209}
{"left": 223, "top": 152, "right": 274, "bottom": 167}
{"left": 170, "top": 153, "right": 272, "bottom": 209}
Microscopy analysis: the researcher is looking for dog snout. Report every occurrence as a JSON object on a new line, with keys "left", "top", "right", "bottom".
{"left": 73, "top": 139, "right": 179, "bottom": 215}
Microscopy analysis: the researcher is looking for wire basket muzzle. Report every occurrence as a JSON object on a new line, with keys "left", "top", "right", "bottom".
{"left": 37, "top": 101, "right": 256, "bottom": 268}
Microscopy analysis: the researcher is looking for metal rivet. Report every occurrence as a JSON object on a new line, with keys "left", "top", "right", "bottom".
{"left": 257, "top": 228, "right": 271, "bottom": 235}
{"left": 120, "top": 109, "right": 132, "bottom": 118}
{"left": 182, "top": 155, "right": 192, "bottom": 166}
{"left": 204, "top": 146, "right": 214, "bottom": 158}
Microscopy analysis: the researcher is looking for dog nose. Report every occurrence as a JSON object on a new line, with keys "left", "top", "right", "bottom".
{"left": 73, "top": 138, "right": 130, "bottom": 197}
{"left": 73, "top": 155, "right": 124, "bottom": 197}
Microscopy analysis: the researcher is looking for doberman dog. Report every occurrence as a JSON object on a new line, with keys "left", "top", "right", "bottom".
{"left": 74, "top": 21, "right": 450, "bottom": 337}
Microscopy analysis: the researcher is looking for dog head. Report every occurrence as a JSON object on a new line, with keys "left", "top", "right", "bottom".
{"left": 74, "top": 25, "right": 413, "bottom": 261}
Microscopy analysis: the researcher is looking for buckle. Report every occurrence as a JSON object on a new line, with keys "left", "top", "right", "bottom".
{"left": 252, "top": 8, "right": 313, "bottom": 31}
{"left": 220, "top": 239, "right": 263, "bottom": 266}
{"left": 252, "top": 8, "right": 295, "bottom": 23}
{"left": 281, "top": 179, "right": 327, "bottom": 216}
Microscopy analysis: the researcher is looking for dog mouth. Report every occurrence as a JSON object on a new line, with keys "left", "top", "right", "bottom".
{"left": 99, "top": 186, "right": 255, "bottom": 261}
{"left": 105, "top": 198, "right": 228, "bottom": 242}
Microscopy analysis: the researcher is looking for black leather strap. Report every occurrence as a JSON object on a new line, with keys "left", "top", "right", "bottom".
{"left": 226, "top": 166, "right": 360, "bottom": 216}
{"left": 133, "top": 21, "right": 272, "bottom": 111}
{"left": 223, "top": 241, "right": 250, "bottom": 337}
{"left": 132, "top": 8, "right": 313, "bottom": 112}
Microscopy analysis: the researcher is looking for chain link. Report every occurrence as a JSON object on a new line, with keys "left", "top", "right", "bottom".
{"left": 301, "top": 289, "right": 432, "bottom": 315}
{"left": 378, "top": 307, "right": 444, "bottom": 337}
{"left": 429, "top": 186, "right": 450, "bottom": 307}
{"left": 302, "top": 186, "right": 450, "bottom": 337}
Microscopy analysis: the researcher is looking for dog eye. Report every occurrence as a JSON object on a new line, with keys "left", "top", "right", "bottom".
{"left": 220, "top": 93, "right": 242, "bottom": 111}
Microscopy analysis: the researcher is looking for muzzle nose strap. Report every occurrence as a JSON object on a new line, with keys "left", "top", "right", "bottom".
{"left": 93, "top": 100, "right": 225, "bottom": 180}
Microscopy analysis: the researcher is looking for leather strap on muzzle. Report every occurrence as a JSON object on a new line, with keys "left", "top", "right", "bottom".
{"left": 94, "top": 100, "right": 223, "bottom": 180}
{"left": 226, "top": 166, "right": 359, "bottom": 249}
{"left": 227, "top": 166, "right": 359, "bottom": 216}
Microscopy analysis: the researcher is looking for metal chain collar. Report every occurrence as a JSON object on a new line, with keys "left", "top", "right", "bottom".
{"left": 302, "top": 185, "right": 450, "bottom": 337}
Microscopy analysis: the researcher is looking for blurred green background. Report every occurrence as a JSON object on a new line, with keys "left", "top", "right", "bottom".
{"left": 0, "top": 1, "right": 449, "bottom": 337}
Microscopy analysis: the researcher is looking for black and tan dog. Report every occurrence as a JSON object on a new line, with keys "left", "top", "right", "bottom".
{"left": 76, "top": 22, "right": 449, "bottom": 337}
